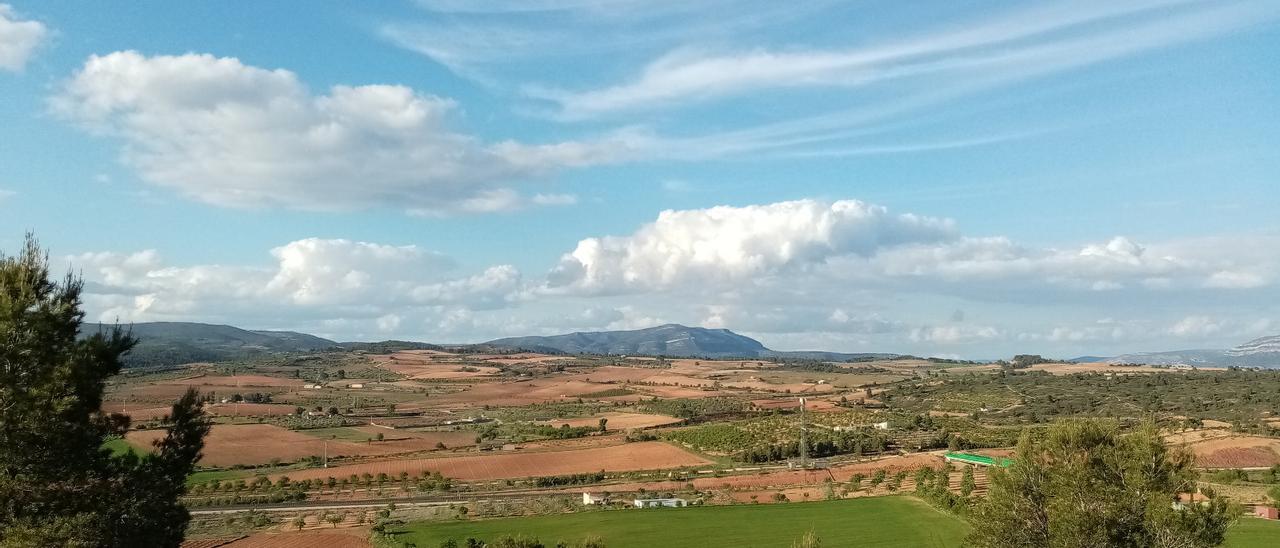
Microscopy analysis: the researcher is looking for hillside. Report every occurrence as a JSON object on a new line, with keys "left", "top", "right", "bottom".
{"left": 485, "top": 324, "right": 894, "bottom": 360}
{"left": 1226, "top": 334, "right": 1280, "bottom": 363}
{"left": 486, "top": 324, "right": 766, "bottom": 357}
{"left": 79, "top": 322, "right": 338, "bottom": 367}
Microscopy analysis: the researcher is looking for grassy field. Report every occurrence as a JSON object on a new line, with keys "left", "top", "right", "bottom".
{"left": 1225, "top": 517, "right": 1280, "bottom": 547}
{"left": 387, "top": 497, "right": 969, "bottom": 548}
{"left": 102, "top": 437, "right": 145, "bottom": 457}
{"left": 186, "top": 469, "right": 258, "bottom": 485}
{"left": 297, "top": 426, "right": 377, "bottom": 442}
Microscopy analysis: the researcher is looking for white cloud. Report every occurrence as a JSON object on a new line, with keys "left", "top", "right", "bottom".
{"left": 375, "top": 314, "right": 402, "bottom": 332}
{"left": 544, "top": 199, "right": 956, "bottom": 294}
{"left": 1204, "top": 270, "right": 1268, "bottom": 289}
{"left": 72, "top": 238, "right": 522, "bottom": 326}
{"left": 0, "top": 4, "right": 46, "bottom": 72}
{"left": 0, "top": 188, "right": 14, "bottom": 201}
{"left": 1168, "top": 315, "right": 1223, "bottom": 338}
{"left": 541, "top": 197, "right": 1279, "bottom": 300}
{"left": 909, "top": 325, "right": 1003, "bottom": 345}
{"left": 531, "top": 192, "right": 578, "bottom": 206}
{"left": 265, "top": 238, "right": 452, "bottom": 306}
{"left": 51, "top": 51, "right": 635, "bottom": 214}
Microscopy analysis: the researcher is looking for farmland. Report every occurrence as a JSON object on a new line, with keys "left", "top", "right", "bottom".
{"left": 1225, "top": 518, "right": 1280, "bottom": 547}
{"left": 276, "top": 441, "right": 711, "bottom": 482}
{"left": 94, "top": 347, "right": 1280, "bottom": 545}
{"left": 385, "top": 497, "right": 969, "bottom": 548}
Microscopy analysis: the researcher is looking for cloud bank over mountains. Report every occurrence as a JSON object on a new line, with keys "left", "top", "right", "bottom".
{"left": 73, "top": 199, "right": 1279, "bottom": 356}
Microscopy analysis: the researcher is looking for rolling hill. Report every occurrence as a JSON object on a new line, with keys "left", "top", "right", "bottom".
{"left": 485, "top": 323, "right": 895, "bottom": 360}
{"left": 79, "top": 322, "right": 339, "bottom": 367}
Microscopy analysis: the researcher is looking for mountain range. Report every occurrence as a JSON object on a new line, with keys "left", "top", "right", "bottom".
{"left": 484, "top": 323, "right": 895, "bottom": 361}
{"left": 81, "top": 321, "right": 1280, "bottom": 369}
{"left": 1072, "top": 334, "right": 1280, "bottom": 368}
{"left": 80, "top": 322, "right": 340, "bottom": 367}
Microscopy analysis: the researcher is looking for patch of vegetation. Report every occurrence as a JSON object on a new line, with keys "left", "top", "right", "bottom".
{"left": 384, "top": 497, "right": 969, "bottom": 548}
{"left": 268, "top": 414, "right": 364, "bottom": 430}
{"left": 640, "top": 397, "right": 749, "bottom": 419}
{"left": 1226, "top": 518, "right": 1280, "bottom": 548}
{"left": 102, "top": 437, "right": 145, "bottom": 457}
{"left": 579, "top": 387, "right": 636, "bottom": 398}
{"left": 530, "top": 472, "right": 606, "bottom": 488}
{"left": 474, "top": 422, "right": 599, "bottom": 442}
{"left": 890, "top": 369, "right": 1280, "bottom": 426}
{"left": 472, "top": 402, "right": 613, "bottom": 422}
{"left": 666, "top": 415, "right": 891, "bottom": 463}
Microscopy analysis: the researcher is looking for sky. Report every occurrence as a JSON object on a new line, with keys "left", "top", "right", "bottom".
{"left": 1, "top": 1, "right": 1279, "bottom": 359}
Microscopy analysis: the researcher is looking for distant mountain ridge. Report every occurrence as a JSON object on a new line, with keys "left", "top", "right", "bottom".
{"left": 1076, "top": 334, "right": 1280, "bottom": 369}
{"left": 484, "top": 324, "right": 895, "bottom": 360}
{"left": 1226, "top": 334, "right": 1280, "bottom": 358}
{"left": 84, "top": 321, "right": 1280, "bottom": 369}
{"left": 79, "top": 322, "right": 339, "bottom": 367}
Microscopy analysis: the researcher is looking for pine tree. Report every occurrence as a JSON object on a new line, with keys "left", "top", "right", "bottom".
{"left": 0, "top": 235, "right": 210, "bottom": 547}
{"left": 966, "top": 419, "right": 1237, "bottom": 548}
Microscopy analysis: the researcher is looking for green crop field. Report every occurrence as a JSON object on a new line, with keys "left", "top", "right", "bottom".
{"left": 387, "top": 497, "right": 969, "bottom": 548}
{"left": 102, "top": 437, "right": 145, "bottom": 458}
{"left": 1225, "top": 517, "right": 1280, "bottom": 547}
{"left": 297, "top": 426, "right": 376, "bottom": 442}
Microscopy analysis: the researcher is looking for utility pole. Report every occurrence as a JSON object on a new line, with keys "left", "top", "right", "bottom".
{"left": 323, "top": 440, "right": 328, "bottom": 468}
{"left": 799, "top": 397, "right": 809, "bottom": 469}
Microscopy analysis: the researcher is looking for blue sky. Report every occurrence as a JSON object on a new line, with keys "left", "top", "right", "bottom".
{"left": 1, "top": 1, "right": 1278, "bottom": 358}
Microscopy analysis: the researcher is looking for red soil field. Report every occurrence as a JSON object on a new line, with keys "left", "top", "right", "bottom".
{"left": 372, "top": 352, "right": 503, "bottom": 379}
{"left": 352, "top": 426, "right": 476, "bottom": 449}
{"left": 561, "top": 366, "right": 662, "bottom": 384}
{"left": 109, "top": 384, "right": 207, "bottom": 401}
{"left": 636, "top": 385, "right": 725, "bottom": 399}
{"left": 427, "top": 379, "right": 636, "bottom": 407}
{"left": 548, "top": 412, "right": 681, "bottom": 431}
{"left": 101, "top": 402, "right": 172, "bottom": 421}
{"left": 276, "top": 441, "right": 712, "bottom": 482}
{"left": 127, "top": 424, "right": 456, "bottom": 466}
{"left": 752, "top": 398, "right": 838, "bottom": 412}
{"left": 1188, "top": 436, "right": 1280, "bottom": 468}
{"left": 203, "top": 403, "right": 299, "bottom": 417}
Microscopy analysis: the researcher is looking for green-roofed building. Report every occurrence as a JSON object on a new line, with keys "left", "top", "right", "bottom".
{"left": 944, "top": 452, "right": 1012, "bottom": 467}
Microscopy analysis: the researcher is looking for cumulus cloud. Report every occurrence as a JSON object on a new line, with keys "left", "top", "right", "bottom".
{"left": 1168, "top": 315, "right": 1224, "bottom": 338}
{"left": 0, "top": 4, "right": 46, "bottom": 72}
{"left": 910, "top": 325, "right": 1003, "bottom": 345}
{"left": 541, "top": 197, "right": 1280, "bottom": 301}
{"left": 1204, "top": 270, "right": 1268, "bottom": 289}
{"left": 71, "top": 238, "right": 522, "bottom": 327}
{"left": 544, "top": 199, "right": 956, "bottom": 294}
{"left": 50, "top": 51, "right": 637, "bottom": 214}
